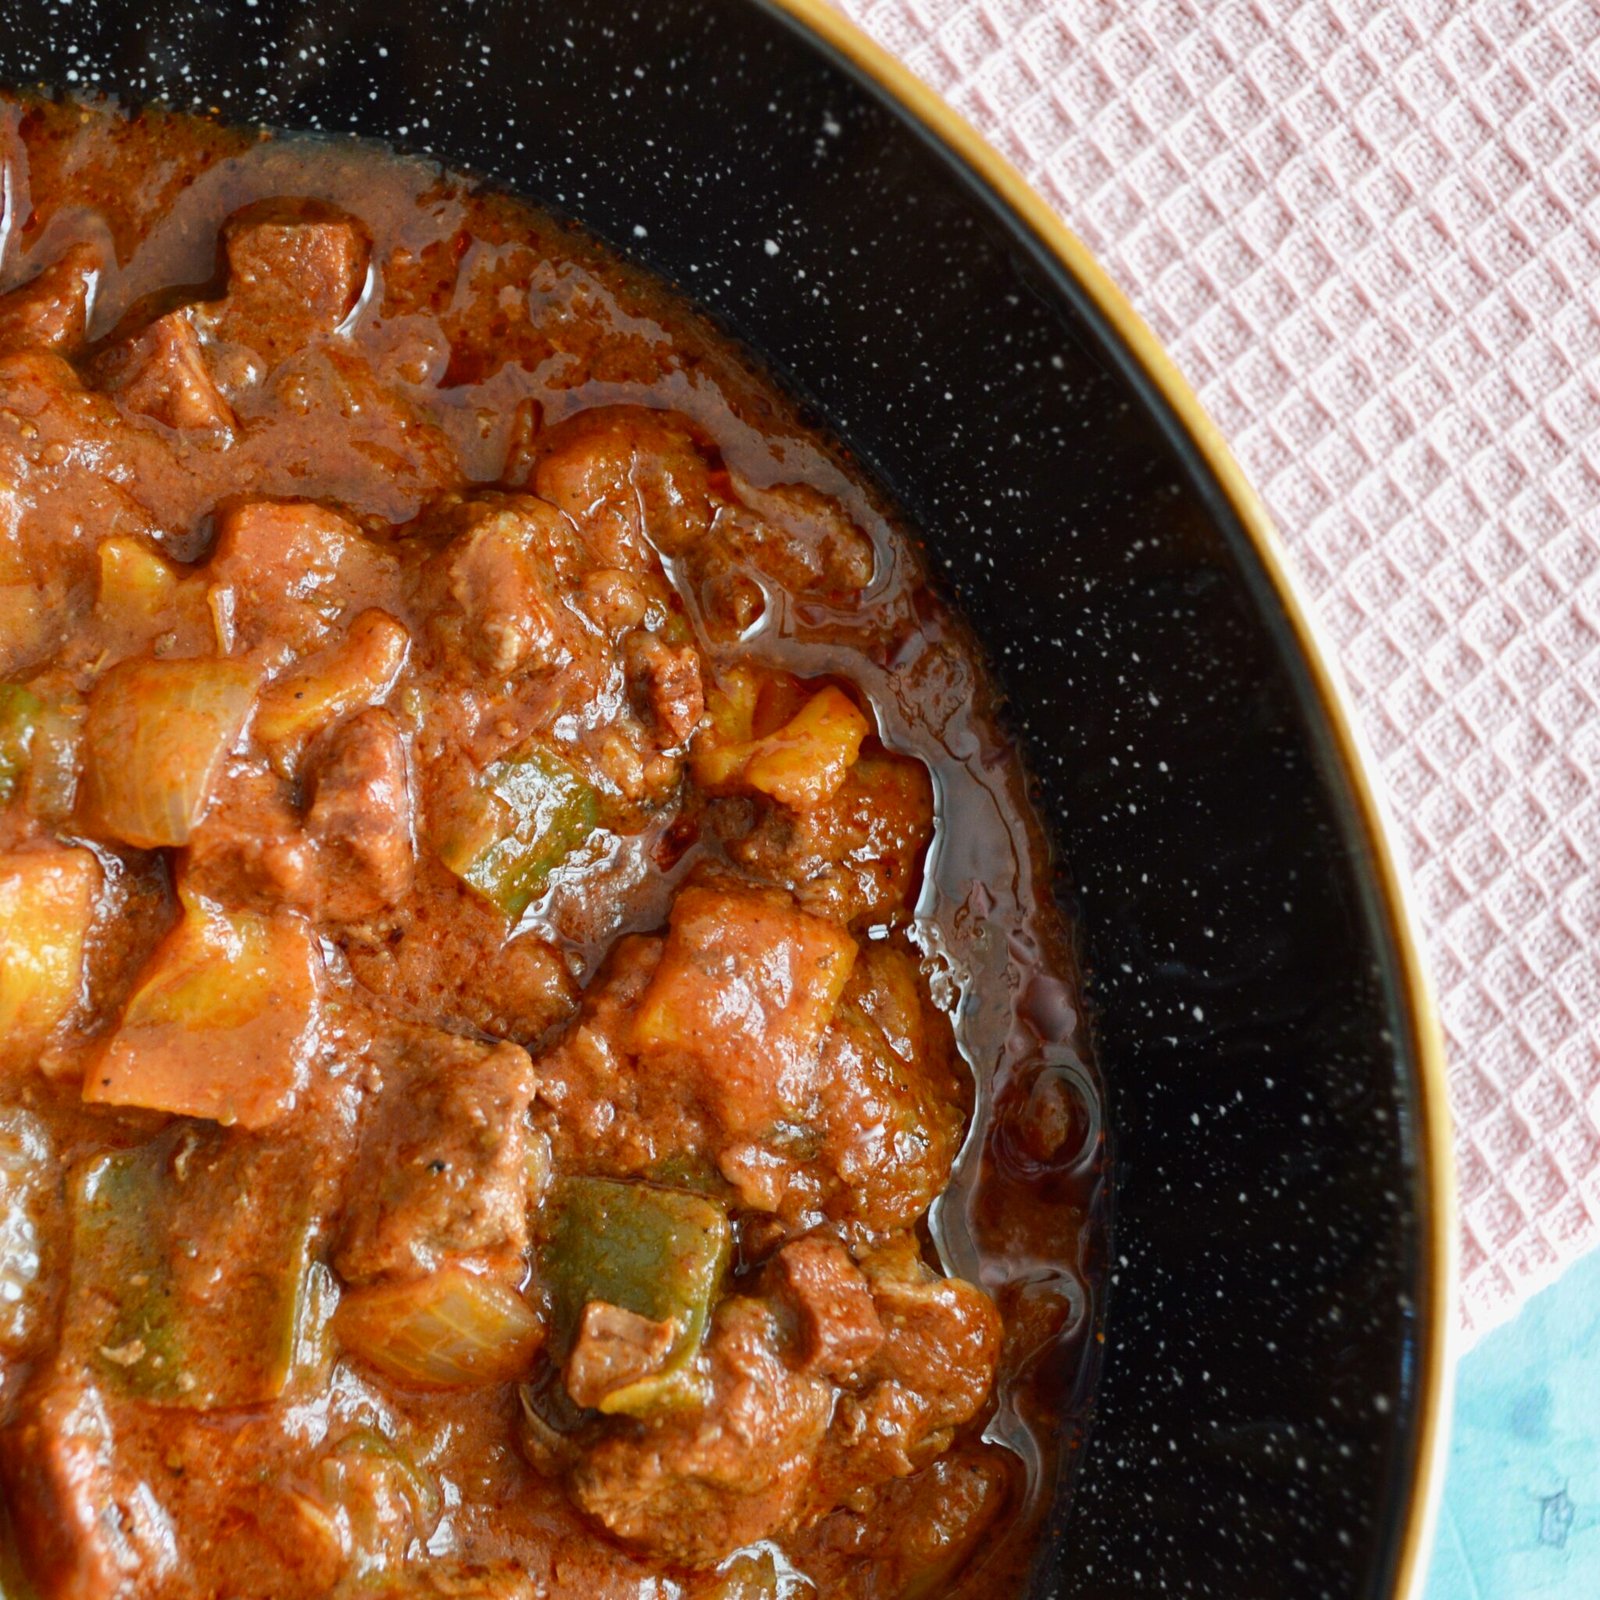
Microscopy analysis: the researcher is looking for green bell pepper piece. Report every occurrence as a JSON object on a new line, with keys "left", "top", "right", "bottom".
{"left": 0, "top": 685, "right": 40, "bottom": 804}
{"left": 541, "top": 1177, "right": 730, "bottom": 1416}
{"left": 67, "top": 1129, "right": 328, "bottom": 1409}
{"left": 437, "top": 745, "right": 599, "bottom": 920}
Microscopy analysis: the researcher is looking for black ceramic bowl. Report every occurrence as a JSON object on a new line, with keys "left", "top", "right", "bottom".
{"left": 0, "top": 2, "right": 1454, "bottom": 1596}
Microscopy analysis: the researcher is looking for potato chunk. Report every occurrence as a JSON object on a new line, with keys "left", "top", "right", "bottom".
{"left": 0, "top": 847, "right": 100, "bottom": 1069}
{"left": 632, "top": 884, "right": 857, "bottom": 1134}
{"left": 254, "top": 608, "right": 410, "bottom": 765}
{"left": 693, "top": 675, "right": 869, "bottom": 811}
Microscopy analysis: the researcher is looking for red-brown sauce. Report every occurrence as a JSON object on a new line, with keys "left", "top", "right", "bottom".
{"left": 0, "top": 96, "right": 1103, "bottom": 1600}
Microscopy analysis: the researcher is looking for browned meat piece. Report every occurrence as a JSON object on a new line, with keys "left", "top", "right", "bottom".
{"left": 534, "top": 921, "right": 962, "bottom": 1234}
{"left": 334, "top": 1023, "right": 537, "bottom": 1283}
{"left": 567, "top": 1296, "right": 832, "bottom": 1565}
{"left": 1, "top": 1377, "right": 166, "bottom": 1599}
{"left": 530, "top": 933, "right": 699, "bottom": 1178}
{"left": 720, "top": 751, "right": 935, "bottom": 925}
{"left": 183, "top": 765, "right": 320, "bottom": 913}
{"left": 206, "top": 497, "right": 397, "bottom": 656}
{"left": 360, "top": 1562, "right": 537, "bottom": 1600}
{"left": 341, "top": 859, "right": 579, "bottom": 1046}
{"left": 0, "top": 243, "right": 101, "bottom": 355}
{"left": 218, "top": 199, "right": 370, "bottom": 362}
{"left": 808, "top": 943, "right": 967, "bottom": 1231}
{"left": 424, "top": 492, "right": 580, "bottom": 679}
{"left": 819, "top": 1240, "right": 1002, "bottom": 1491}
{"left": 304, "top": 708, "right": 415, "bottom": 921}
{"left": 789, "top": 1446, "right": 1013, "bottom": 1598}
{"left": 564, "top": 1301, "right": 677, "bottom": 1411}
{"left": 767, "top": 1236, "right": 884, "bottom": 1379}
{"left": 717, "top": 475, "right": 875, "bottom": 597}
{"left": 0, "top": 349, "right": 170, "bottom": 595}
{"left": 533, "top": 405, "right": 716, "bottom": 566}
{"left": 94, "top": 309, "right": 235, "bottom": 431}
{"left": 625, "top": 631, "right": 704, "bottom": 747}
{"left": 631, "top": 883, "right": 858, "bottom": 1139}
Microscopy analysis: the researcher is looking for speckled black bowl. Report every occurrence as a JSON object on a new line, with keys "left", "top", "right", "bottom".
{"left": 0, "top": 2, "right": 1454, "bottom": 1597}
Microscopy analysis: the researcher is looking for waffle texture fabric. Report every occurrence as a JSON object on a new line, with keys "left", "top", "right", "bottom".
{"left": 832, "top": 0, "right": 1600, "bottom": 1342}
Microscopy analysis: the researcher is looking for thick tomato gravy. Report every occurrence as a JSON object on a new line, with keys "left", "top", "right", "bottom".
{"left": 0, "top": 96, "right": 1102, "bottom": 1600}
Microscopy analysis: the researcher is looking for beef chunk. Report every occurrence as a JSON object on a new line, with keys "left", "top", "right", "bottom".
{"left": 94, "top": 310, "right": 234, "bottom": 431}
{"left": 625, "top": 631, "right": 704, "bottom": 748}
{"left": 534, "top": 921, "right": 962, "bottom": 1234}
{"left": 305, "top": 707, "right": 414, "bottom": 921}
{"left": 533, "top": 405, "right": 716, "bottom": 566}
{"left": 817, "top": 1240, "right": 1002, "bottom": 1489}
{"left": 1, "top": 1378, "right": 169, "bottom": 1600}
{"left": 721, "top": 751, "right": 935, "bottom": 925}
{"left": 566, "top": 1296, "right": 831, "bottom": 1565}
{"left": 335, "top": 1025, "right": 536, "bottom": 1283}
{"left": 767, "top": 1236, "right": 883, "bottom": 1379}
{"left": 807, "top": 942, "right": 966, "bottom": 1230}
{"left": 789, "top": 1446, "right": 1012, "bottom": 1598}
{"left": 554, "top": 1246, "right": 998, "bottom": 1569}
{"left": 425, "top": 493, "right": 579, "bottom": 679}
{"left": 183, "top": 766, "right": 320, "bottom": 913}
{"left": 716, "top": 475, "right": 875, "bottom": 598}
{"left": 206, "top": 498, "right": 396, "bottom": 656}
{"left": 219, "top": 200, "right": 370, "bottom": 362}
{"left": 184, "top": 711, "right": 412, "bottom": 923}
{"left": 631, "top": 883, "right": 858, "bottom": 1138}
{"left": 0, "top": 243, "right": 101, "bottom": 356}
{"left": 341, "top": 860, "right": 579, "bottom": 1047}
{"left": 564, "top": 1301, "right": 678, "bottom": 1411}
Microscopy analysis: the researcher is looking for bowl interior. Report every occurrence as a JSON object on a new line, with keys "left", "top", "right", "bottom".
{"left": 0, "top": 2, "right": 1441, "bottom": 1595}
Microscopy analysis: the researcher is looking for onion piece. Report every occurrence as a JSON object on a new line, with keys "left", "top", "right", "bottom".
{"left": 86, "top": 890, "right": 320, "bottom": 1128}
{"left": 334, "top": 1265, "right": 544, "bottom": 1390}
{"left": 78, "top": 655, "right": 259, "bottom": 848}
{"left": 0, "top": 847, "right": 100, "bottom": 1069}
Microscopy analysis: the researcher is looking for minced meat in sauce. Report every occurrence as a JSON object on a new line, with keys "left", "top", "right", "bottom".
{"left": 0, "top": 96, "right": 1103, "bottom": 1600}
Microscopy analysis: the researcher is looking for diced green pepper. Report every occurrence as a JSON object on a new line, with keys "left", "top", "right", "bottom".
{"left": 0, "top": 686, "right": 39, "bottom": 803}
{"left": 65, "top": 1128, "right": 326, "bottom": 1409}
{"left": 436, "top": 745, "right": 598, "bottom": 920}
{"left": 540, "top": 1177, "right": 730, "bottom": 1416}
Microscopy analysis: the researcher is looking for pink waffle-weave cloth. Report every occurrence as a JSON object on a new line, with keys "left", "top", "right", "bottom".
{"left": 830, "top": 0, "right": 1600, "bottom": 1343}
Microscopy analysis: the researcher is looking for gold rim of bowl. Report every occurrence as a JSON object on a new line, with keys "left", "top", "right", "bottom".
{"left": 761, "top": 2, "right": 1459, "bottom": 1594}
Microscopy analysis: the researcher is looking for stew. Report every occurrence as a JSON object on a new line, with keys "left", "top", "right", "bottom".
{"left": 0, "top": 95, "right": 1103, "bottom": 1599}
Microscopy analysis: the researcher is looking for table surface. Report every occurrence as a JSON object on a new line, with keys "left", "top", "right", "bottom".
{"left": 830, "top": 0, "right": 1600, "bottom": 1344}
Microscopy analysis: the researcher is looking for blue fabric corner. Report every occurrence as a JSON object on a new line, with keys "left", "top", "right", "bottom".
{"left": 1425, "top": 1248, "right": 1600, "bottom": 1599}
